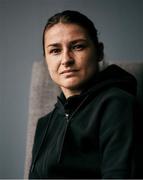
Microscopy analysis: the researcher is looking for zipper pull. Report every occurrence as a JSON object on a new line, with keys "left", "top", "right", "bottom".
{"left": 65, "top": 113, "right": 69, "bottom": 122}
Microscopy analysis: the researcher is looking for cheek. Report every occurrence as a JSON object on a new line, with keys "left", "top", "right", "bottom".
{"left": 46, "top": 60, "right": 59, "bottom": 79}
{"left": 82, "top": 54, "right": 99, "bottom": 75}
{"left": 81, "top": 53, "right": 98, "bottom": 69}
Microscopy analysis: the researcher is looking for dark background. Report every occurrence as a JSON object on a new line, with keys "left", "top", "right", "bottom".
{"left": 0, "top": 0, "right": 143, "bottom": 178}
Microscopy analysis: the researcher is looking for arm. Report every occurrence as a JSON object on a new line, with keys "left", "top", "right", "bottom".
{"left": 99, "top": 90, "right": 134, "bottom": 178}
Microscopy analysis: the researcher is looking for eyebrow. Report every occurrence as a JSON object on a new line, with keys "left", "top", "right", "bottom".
{"left": 71, "top": 39, "right": 88, "bottom": 44}
{"left": 46, "top": 39, "right": 88, "bottom": 48}
{"left": 47, "top": 43, "right": 60, "bottom": 48}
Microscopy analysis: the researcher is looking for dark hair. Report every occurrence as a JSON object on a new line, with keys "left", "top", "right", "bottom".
{"left": 42, "top": 10, "right": 103, "bottom": 59}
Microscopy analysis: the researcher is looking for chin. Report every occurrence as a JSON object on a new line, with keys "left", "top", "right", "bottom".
{"left": 62, "top": 83, "right": 80, "bottom": 90}
{"left": 56, "top": 76, "right": 90, "bottom": 90}
{"left": 61, "top": 80, "right": 86, "bottom": 91}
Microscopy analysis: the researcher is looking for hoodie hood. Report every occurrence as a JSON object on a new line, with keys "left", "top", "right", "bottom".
{"left": 84, "top": 64, "right": 137, "bottom": 96}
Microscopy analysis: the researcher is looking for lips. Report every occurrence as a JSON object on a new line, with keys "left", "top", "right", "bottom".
{"left": 60, "top": 69, "right": 78, "bottom": 74}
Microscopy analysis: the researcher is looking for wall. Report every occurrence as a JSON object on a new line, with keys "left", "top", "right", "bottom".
{"left": 0, "top": 0, "right": 143, "bottom": 178}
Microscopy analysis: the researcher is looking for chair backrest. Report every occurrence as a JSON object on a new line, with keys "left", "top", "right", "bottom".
{"left": 24, "top": 60, "right": 143, "bottom": 178}
{"left": 24, "top": 61, "right": 60, "bottom": 178}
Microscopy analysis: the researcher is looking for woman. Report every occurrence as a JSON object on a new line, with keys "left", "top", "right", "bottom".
{"left": 29, "top": 10, "right": 137, "bottom": 178}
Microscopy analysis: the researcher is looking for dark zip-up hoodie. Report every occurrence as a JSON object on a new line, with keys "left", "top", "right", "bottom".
{"left": 29, "top": 64, "right": 137, "bottom": 179}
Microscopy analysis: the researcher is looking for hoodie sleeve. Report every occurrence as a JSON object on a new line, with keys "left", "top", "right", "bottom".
{"left": 99, "top": 88, "right": 135, "bottom": 179}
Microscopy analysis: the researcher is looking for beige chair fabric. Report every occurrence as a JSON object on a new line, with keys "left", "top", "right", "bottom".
{"left": 24, "top": 61, "right": 60, "bottom": 178}
{"left": 24, "top": 60, "right": 143, "bottom": 178}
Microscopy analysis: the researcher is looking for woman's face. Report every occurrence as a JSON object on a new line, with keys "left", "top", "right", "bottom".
{"left": 44, "top": 23, "right": 99, "bottom": 98}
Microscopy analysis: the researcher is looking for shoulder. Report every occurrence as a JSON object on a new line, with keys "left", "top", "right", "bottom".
{"left": 86, "top": 87, "right": 136, "bottom": 117}
{"left": 31, "top": 109, "right": 56, "bottom": 157}
{"left": 35, "top": 110, "right": 54, "bottom": 137}
{"left": 97, "top": 87, "right": 136, "bottom": 128}
{"left": 100, "top": 87, "right": 135, "bottom": 104}
{"left": 98, "top": 87, "right": 136, "bottom": 130}
{"left": 37, "top": 112, "right": 52, "bottom": 129}
{"left": 32, "top": 109, "right": 55, "bottom": 149}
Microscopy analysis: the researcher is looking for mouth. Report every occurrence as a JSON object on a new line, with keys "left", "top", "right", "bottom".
{"left": 60, "top": 69, "right": 78, "bottom": 74}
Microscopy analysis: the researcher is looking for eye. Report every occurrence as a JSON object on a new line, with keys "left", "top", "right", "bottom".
{"left": 49, "top": 48, "right": 61, "bottom": 55}
{"left": 72, "top": 44, "right": 86, "bottom": 51}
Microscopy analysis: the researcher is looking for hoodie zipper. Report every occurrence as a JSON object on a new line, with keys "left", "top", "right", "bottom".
{"left": 57, "top": 95, "right": 89, "bottom": 162}
{"left": 57, "top": 112, "right": 70, "bottom": 162}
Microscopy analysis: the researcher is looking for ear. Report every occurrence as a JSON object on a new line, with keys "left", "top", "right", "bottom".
{"left": 97, "top": 42, "right": 104, "bottom": 62}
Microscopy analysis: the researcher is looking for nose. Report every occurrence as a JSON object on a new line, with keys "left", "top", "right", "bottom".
{"left": 61, "top": 49, "right": 74, "bottom": 66}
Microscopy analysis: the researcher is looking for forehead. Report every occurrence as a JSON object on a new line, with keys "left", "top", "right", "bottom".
{"left": 44, "top": 23, "right": 89, "bottom": 45}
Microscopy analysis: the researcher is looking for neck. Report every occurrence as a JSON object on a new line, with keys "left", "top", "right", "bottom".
{"left": 61, "top": 87, "right": 81, "bottom": 99}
